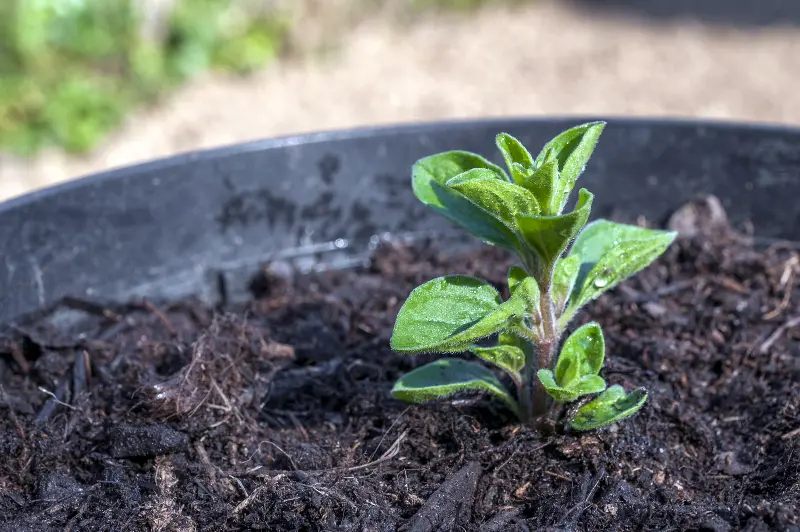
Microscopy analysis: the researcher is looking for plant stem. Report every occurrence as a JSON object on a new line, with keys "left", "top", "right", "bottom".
{"left": 520, "top": 265, "right": 560, "bottom": 426}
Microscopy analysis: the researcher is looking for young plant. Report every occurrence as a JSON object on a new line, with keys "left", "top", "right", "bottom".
{"left": 389, "top": 122, "right": 676, "bottom": 430}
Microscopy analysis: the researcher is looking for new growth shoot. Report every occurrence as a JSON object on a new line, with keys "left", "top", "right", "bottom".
{"left": 389, "top": 122, "right": 676, "bottom": 430}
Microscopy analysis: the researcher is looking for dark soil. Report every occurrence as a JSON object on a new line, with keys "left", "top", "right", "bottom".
{"left": 1, "top": 210, "right": 799, "bottom": 531}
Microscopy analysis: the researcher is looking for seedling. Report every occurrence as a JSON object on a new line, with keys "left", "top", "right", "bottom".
{"left": 389, "top": 122, "right": 676, "bottom": 430}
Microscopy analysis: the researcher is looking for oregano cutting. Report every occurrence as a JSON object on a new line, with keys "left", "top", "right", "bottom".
{"left": 389, "top": 122, "right": 676, "bottom": 430}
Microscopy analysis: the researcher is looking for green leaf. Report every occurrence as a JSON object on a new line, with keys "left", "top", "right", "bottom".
{"left": 469, "top": 344, "right": 525, "bottom": 374}
{"left": 569, "top": 385, "right": 647, "bottom": 431}
{"left": 534, "top": 121, "right": 606, "bottom": 212}
{"left": 447, "top": 170, "right": 540, "bottom": 229}
{"left": 562, "top": 220, "right": 677, "bottom": 325}
{"left": 537, "top": 322, "right": 606, "bottom": 403}
{"left": 537, "top": 370, "right": 606, "bottom": 402}
{"left": 499, "top": 330, "right": 533, "bottom": 361}
{"left": 555, "top": 322, "right": 605, "bottom": 388}
{"left": 519, "top": 160, "right": 560, "bottom": 216}
{"left": 412, "top": 151, "right": 519, "bottom": 251}
{"left": 496, "top": 132, "right": 534, "bottom": 185}
{"left": 507, "top": 266, "right": 528, "bottom": 296}
{"left": 392, "top": 358, "right": 519, "bottom": 415}
{"left": 391, "top": 276, "right": 525, "bottom": 354}
{"left": 515, "top": 189, "right": 593, "bottom": 274}
{"left": 552, "top": 254, "right": 580, "bottom": 316}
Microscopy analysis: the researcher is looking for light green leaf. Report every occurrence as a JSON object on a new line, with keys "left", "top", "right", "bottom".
{"left": 537, "top": 370, "right": 606, "bottom": 403}
{"left": 519, "top": 160, "right": 560, "bottom": 216}
{"left": 469, "top": 344, "right": 525, "bottom": 374}
{"left": 499, "top": 330, "right": 534, "bottom": 362}
{"left": 507, "top": 266, "right": 528, "bottom": 296}
{"left": 569, "top": 385, "right": 648, "bottom": 431}
{"left": 391, "top": 276, "right": 525, "bottom": 354}
{"left": 562, "top": 220, "right": 677, "bottom": 325}
{"left": 447, "top": 170, "right": 540, "bottom": 229}
{"left": 555, "top": 322, "right": 605, "bottom": 388}
{"left": 534, "top": 121, "right": 606, "bottom": 212}
{"left": 537, "top": 369, "right": 577, "bottom": 402}
{"left": 496, "top": 132, "right": 534, "bottom": 185}
{"left": 552, "top": 254, "right": 580, "bottom": 316}
{"left": 412, "top": 151, "right": 519, "bottom": 251}
{"left": 507, "top": 267, "right": 539, "bottom": 308}
{"left": 392, "top": 358, "right": 519, "bottom": 415}
{"left": 515, "top": 189, "right": 593, "bottom": 275}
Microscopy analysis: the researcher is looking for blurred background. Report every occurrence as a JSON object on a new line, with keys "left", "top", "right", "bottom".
{"left": 1, "top": 0, "right": 799, "bottom": 202}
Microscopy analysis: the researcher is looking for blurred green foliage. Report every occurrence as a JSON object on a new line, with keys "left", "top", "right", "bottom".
{"left": 0, "top": 0, "right": 286, "bottom": 155}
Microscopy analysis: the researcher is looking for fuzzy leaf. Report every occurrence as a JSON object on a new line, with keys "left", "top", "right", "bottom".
{"left": 537, "top": 370, "right": 606, "bottom": 403}
{"left": 469, "top": 344, "right": 525, "bottom": 374}
{"left": 392, "top": 358, "right": 518, "bottom": 414}
{"left": 499, "top": 330, "right": 533, "bottom": 361}
{"left": 447, "top": 170, "right": 540, "bottom": 230}
{"left": 519, "top": 160, "right": 560, "bottom": 216}
{"left": 412, "top": 151, "right": 519, "bottom": 252}
{"left": 534, "top": 121, "right": 605, "bottom": 212}
{"left": 391, "top": 276, "right": 525, "bottom": 354}
{"left": 515, "top": 189, "right": 593, "bottom": 274}
{"left": 562, "top": 220, "right": 677, "bottom": 325}
{"left": 552, "top": 254, "right": 581, "bottom": 316}
{"left": 496, "top": 132, "right": 534, "bottom": 185}
{"left": 569, "top": 385, "right": 647, "bottom": 431}
{"left": 507, "top": 266, "right": 528, "bottom": 295}
{"left": 555, "top": 322, "right": 605, "bottom": 388}
{"left": 507, "top": 268, "right": 539, "bottom": 310}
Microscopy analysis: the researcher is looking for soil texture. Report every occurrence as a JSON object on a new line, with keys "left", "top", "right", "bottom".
{"left": 1, "top": 213, "right": 799, "bottom": 531}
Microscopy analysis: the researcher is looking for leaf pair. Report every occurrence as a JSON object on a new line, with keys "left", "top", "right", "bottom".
{"left": 496, "top": 122, "right": 605, "bottom": 216}
{"left": 413, "top": 123, "right": 605, "bottom": 274}
{"left": 537, "top": 322, "right": 648, "bottom": 430}
{"left": 537, "top": 322, "right": 605, "bottom": 403}
{"left": 390, "top": 269, "right": 543, "bottom": 415}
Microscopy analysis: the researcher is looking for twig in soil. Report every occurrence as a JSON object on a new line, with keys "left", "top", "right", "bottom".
{"left": 34, "top": 377, "right": 71, "bottom": 426}
{"left": 344, "top": 429, "right": 409, "bottom": 473}
{"left": 560, "top": 467, "right": 606, "bottom": 524}
{"left": 368, "top": 406, "right": 410, "bottom": 462}
{"left": 758, "top": 315, "right": 800, "bottom": 354}
{"left": 8, "top": 342, "right": 30, "bottom": 374}
{"left": 405, "top": 461, "right": 481, "bottom": 532}
{"left": 60, "top": 295, "right": 123, "bottom": 321}
{"left": 233, "top": 485, "right": 267, "bottom": 515}
{"left": 250, "top": 441, "right": 298, "bottom": 471}
{"left": 37, "top": 386, "right": 78, "bottom": 410}
{"left": 781, "top": 427, "right": 800, "bottom": 439}
{"left": 763, "top": 255, "right": 797, "bottom": 320}
{"left": 544, "top": 471, "right": 572, "bottom": 482}
{"left": 140, "top": 298, "right": 177, "bottom": 337}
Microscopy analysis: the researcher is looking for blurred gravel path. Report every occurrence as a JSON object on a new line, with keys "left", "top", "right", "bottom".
{"left": 2, "top": 1, "right": 800, "bottom": 201}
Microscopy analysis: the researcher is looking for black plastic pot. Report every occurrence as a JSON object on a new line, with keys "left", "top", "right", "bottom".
{"left": 2, "top": 117, "right": 800, "bottom": 328}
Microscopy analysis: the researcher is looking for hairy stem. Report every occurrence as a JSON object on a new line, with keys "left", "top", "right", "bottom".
{"left": 519, "top": 265, "right": 560, "bottom": 426}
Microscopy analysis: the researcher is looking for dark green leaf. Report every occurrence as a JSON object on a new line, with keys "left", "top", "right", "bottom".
{"left": 496, "top": 132, "right": 534, "bottom": 185}
{"left": 534, "top": 121, "right": 605, "bottom": 212}
{"left": 391, "top": 276, "right": 525, "bottom": 354}
{"left": 470, "top": 344, "right": 525, "bottom": 374}
{"left": 569, "top": 385, "right": 647, "bottom": 431}
{"left": 412, "top": 151, "right": 520, "bottom": 251}
{"left": 537, "top": 370, "right": 606, "bottom": 403}
{"left": 555, "top": 322, "right": 604, "bottom": 388}
{"left": 392, "top": 358, "right": 518, "bottom": 415}
{"left": 447, "top": 170, "right": 540, "bottom": 229}
{"left": 515, "top": 189, "right": 593, "bottom": 274}
{"left": 562, "top": 220, "right": 676, "bottom": 325}
{"left": 552, "top": 254, "right": 580, "bottom": 316}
